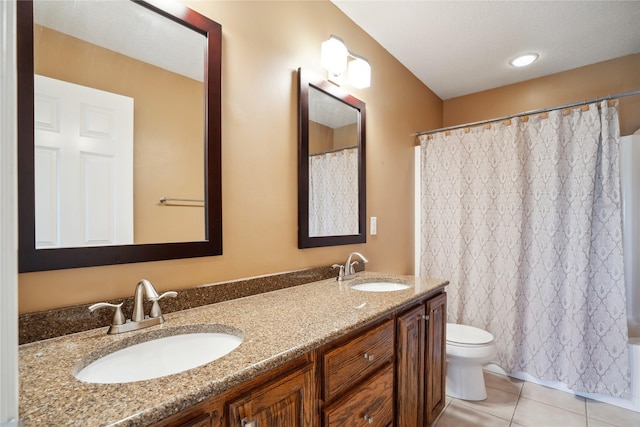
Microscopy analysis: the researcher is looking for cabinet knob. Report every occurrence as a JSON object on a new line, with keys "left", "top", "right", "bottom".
{"left": 363, "top": 352, "right": 375, "bottom": 361}
{"left": 363, "top": 414, "right": 374, "bottom": 424}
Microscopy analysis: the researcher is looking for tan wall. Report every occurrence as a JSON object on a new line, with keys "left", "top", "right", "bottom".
{"left": 19, "top": 1, "right": 442, "bottom": 313}
{"left": 34, "top": 25, "right": 205, "bottom": 244}
{"left": 443, "top": 54, "right": 640, "bottom": 136}
{"left": 334, "top": 123, "right": 358, "bottom": 150}
{"left": 308, "top": 121, "right": 333, "bottom": 154}
{"left": 309, "top": 122, "right": 357, "bottom": 154}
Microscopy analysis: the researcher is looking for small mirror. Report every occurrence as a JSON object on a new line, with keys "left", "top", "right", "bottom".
{"left": 297, "top": 68, "right": 366, "bottom": 248}
{"left": 17, "top": 0, "right": 222, "bottom": 271}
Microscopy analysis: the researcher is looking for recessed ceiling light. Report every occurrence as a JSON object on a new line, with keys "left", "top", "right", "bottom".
{"left": 509, "top": 53, "right": 539, "bottom": 67}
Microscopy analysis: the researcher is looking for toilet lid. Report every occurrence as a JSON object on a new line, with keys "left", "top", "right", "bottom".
{"left": 446, "top": 323, "right": 494, "bottom": 345}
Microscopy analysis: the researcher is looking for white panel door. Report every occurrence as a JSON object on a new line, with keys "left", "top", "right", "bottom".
{"left": 34, "top": 75, "right": 134, "bottom": 248}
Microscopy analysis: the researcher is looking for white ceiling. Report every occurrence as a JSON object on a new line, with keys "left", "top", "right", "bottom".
{"left": 331, "top": 1, "right": 640, "bottom": 100}
{"left": 310, "top": 86, "right": 359, "bottom": 128}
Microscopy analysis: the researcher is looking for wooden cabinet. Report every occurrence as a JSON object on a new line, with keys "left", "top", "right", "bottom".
{"left": 319, "top": 318, "right": 395, "bottom": 427}
{"left": 323, "top": 364, "right": 394, "bottom": 427}
{"left": 321, "top": 319, "right": 394, "bottom": 401}
{"left": 227, "top": 362, "right": 315, "bottom": 427}
{"left": 154, "top": 290, "right": 447, "bottom": 427}
{"left": 396, "top": 291, "right": 447, "bottom": 427}
{"left": 396, "top": 304, "right": 426, "bottom": 427}
{"left": 425, "top": 292, "right": 447, "bottom": 425}
{"left": 170, "top": 413, "right": 212, "bottom": 427}
{"left": 152, "top": 354, "right": 315, "bottom": 427}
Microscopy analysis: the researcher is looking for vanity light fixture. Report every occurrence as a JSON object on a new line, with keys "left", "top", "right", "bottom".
{"left": 509, "top": 53, "right": 539, "bottom": 67}
{"left": 321, "top": 35, "right": 371, "bottom": 88}
{"left": 321, "top": 35, "right": 349, "bottom": 78}
{"left": 348, "top": 54, "right": 371, "bottom": 89}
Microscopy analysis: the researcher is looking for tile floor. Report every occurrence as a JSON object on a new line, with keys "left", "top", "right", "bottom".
{"left": 434, "top": 371, "right": 640, "bottom": 427}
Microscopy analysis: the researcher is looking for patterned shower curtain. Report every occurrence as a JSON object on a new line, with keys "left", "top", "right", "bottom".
{"left": 419, "top": 101, "right": 631, "bottom": 398}
{"left": 309, "top": 148, "right": 359, "bottom": 236}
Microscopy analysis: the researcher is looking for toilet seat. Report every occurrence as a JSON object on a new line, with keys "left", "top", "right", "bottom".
{"left": 447, "top": 323, "right": 494, "bottom": 346}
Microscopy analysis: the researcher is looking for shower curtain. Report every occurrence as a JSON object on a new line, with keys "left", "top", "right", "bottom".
{"left": 309, "top": 148, "right": 358, "bottom": 236}
{"left": 419, "top": 101, "right": 631, "bottom": 398}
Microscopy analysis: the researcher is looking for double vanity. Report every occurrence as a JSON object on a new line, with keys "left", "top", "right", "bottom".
{"left": 19, "top": 272, "right": 447, "bottom": 426}
{"left": 15, "top": 1, "right": 446, "bottom": 425}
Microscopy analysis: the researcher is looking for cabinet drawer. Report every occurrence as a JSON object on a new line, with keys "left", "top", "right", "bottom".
{"left": 323, "top": 363, "right": 394, "bottom": 427}
{"left": 322, "top": 319, "right": 394, "bottom": 401}
{"left": 176, "top": 414, "right": 210, "bottom": 427}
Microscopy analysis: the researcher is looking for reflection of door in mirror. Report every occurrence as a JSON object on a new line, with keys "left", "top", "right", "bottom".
{"left": 33, "top": 0, "right": 206, "bottom": 245}
{"left": 34, "top": 75, "right": 134, "bottom": 248}
{"left": 308, "top": 86, "right": 360, "bottom": 237}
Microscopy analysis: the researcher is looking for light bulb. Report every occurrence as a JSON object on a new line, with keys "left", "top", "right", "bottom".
{"left": 321, "top": 36, "right": 348, "bottom": 74}
{"left": 348, "top": 56, "right": 371, "bottom": 89}
{"left": 509, "top": 53, "right": 539, "bottom": 67}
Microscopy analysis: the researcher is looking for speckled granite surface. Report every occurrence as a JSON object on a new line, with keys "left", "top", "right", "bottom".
{"left": 19, "top": 272, "right": 447, "bottom": 427}
{"left": 19, "top": 265, "right": 341, "bottom": 344}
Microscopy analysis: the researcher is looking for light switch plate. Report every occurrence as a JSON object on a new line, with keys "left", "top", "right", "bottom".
{"left": 370, "top": 217, "right": 377, "bottom": 235}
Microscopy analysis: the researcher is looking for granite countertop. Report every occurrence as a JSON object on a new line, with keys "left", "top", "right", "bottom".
{"left": 19, "top": 272, "right": 447, "bottom": 426}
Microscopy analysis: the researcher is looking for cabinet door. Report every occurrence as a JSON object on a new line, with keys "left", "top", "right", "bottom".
{"left": 396, "top": 304, "right": 426, "bottom": 427}
{"left": 425, "top": 292, "right": 447, "bottom": 426}
{"left": 228, "top": 363, "right": 314, "bottom": 427}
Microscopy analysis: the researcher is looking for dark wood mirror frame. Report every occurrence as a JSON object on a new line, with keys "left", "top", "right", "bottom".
{"left": 297, "top": 68, "right": 366, "bottom": 248}
{"left": 17, "top": 0, "right": 222, "bottom": 272}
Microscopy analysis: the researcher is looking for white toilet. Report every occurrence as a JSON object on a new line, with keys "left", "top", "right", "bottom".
{"left": 445, "top": 323, "right": 497, "bottom": 401}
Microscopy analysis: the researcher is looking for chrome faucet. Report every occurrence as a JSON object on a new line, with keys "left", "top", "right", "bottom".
{"left": 89, "top": 279, "right": 177, "bottom": 335}
{"left": 133, "top": 279, "right": 160, "bottom": 321}
{"left": 333, "top": 252, "right": 369, "bottom": 281}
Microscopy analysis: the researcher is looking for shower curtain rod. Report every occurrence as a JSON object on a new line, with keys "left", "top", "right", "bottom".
{"left": 414, "top": 88, "right": 640, "bottom": 137}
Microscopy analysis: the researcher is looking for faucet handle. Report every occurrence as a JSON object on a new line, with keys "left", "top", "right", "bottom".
{"left": 149, "top": 291, "right": 177, "bottom": 318}
{"left": 332, "top": 264, "right": 345, "bottom": 281}
{"left": 349, "top": 260, "right": 360, "bottom": 275}
{"left": 88, "top": 302, "right": 126, "bottom": 326}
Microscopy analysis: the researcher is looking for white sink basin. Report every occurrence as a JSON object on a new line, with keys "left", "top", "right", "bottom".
{"left": 351, "top": 281, "right": 411, "bottom": 292}
{"left": 74, "top": 329, "right": 243, "bottom": 384}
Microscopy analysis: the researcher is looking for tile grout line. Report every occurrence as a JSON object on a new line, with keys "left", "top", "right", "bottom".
{"left": 584, "top": 399, "right": 589, "bottom": 427}
{"left": 510, "top": 387, "right": 523, "bottom": 426}
{"left": 513, "top": 379, "right": 524, "bottom": 425}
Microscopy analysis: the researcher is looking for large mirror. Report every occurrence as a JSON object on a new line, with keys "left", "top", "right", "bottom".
{"left": 297, "top": 68, "right": 366, "bottom": 248}
{"left": 17, "top": 0, "right": 222, "bottom": 272}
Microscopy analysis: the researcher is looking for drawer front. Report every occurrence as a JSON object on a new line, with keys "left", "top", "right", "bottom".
{"left": 177, "top": 415, "right": 210, "bottom": 427}
{"left": 323, "top": 364, "right": 394, "bottom": 427}
{"left": 323, "top": 319, "right": 394, "bottom": 401}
